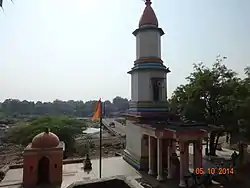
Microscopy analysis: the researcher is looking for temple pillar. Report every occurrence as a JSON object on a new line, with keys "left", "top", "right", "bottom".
{"left": 148, "top": 136, "right": 155, "bottom": 175}
{"left": 157, "top": 138, "right": 163, "bottom": 181}
{"left": 167, "top": 140, "right": 172, "bottom": 179}
{"left": 172, "top": 141, "right": 177, "bottom": 153}
{"left": 194, "top": 140, "right": 202, "bottom": 168}
{"left": 179, "top": 141, "right": 186, "bottom": 187}
{"left": 193, "top": 142, "right": 196, "bottom": 169}
{"left": 184, "top": 142, "right": 189, "bottom": 174}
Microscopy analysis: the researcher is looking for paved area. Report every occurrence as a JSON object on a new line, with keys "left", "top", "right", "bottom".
{"left": 175, "top": 145, "right": 236, "bottom": 172}
{"left": 0, "top": 157, "right": 140, "bottom": 188}
{"left": 102, "top": 118, "right": 125, "bottom": 136}
{"left": 0, "top": 153, "right": 236, "bottom": 188}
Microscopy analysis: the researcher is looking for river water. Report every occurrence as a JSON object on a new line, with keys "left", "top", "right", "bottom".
{"left": 82, "top": 128, "right": 100, "bottom": 134}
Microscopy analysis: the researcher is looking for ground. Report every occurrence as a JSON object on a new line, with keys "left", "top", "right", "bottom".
{"left": 1, "top": 118, "right": 250, "bottom": 187}
{"left": 0, "top": 154, "right": 236, "bottom": 188}
{"left": 0, "top": 119, "right": 125, "bottom": 169}
{"left": 0, "top": 157, "right": 141, "bottom": 188}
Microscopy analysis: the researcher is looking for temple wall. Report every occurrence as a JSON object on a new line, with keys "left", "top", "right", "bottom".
{"left": 150, "top": 71, "right": 167, "bottom": 100}
{"left": 124, "top": 120, "right": 150, "bottom": 170}
{"left": 131, "top": 70, "right": 167, "bottom": 102}
{"left": 23, "top": 150, "right": 63, "bottom": 187}
{"left": 131, "top": 71, "right": 151, "bottom": 101}
{"left": 136, "top": 30, "right": 161, "bottom": 59}
{"left": 125, "top": 120, "right": 143, "bottom": 158}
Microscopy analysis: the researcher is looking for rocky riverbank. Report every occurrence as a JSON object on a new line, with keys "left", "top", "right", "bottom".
{"left": 0, "top": 129, "right": 125, "bottom": 169}
{"left": 0, "top": 143, "right": 24, "bottom": 169}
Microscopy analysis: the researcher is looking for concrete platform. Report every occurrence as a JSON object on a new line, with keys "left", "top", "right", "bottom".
{"left": 0, "top": 157, "right": 140, "bottom": 188}
{"left": 0, "top": 145, "right": 235, "bottom": 188}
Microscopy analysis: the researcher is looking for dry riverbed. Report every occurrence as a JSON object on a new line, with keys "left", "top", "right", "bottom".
{"left": 0, "top": 128, "right": 125, "bottom": 169}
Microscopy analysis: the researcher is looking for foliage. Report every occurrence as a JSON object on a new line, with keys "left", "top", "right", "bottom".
{"left": 169, "top": 56, "right": 250, "bottom": 155}
{"left": 0, "top": 96, "right": 129, "bottom": 118}
{"left": 5, "top": 116, "right": 87, "bottom": 151}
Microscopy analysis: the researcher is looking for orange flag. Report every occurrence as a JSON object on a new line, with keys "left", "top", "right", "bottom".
{"left": 92, "top": 99, "right": 102, "bottom": 121}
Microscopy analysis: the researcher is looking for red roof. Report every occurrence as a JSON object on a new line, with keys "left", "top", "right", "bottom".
{"left": 139, "top": 0, "right": 158, "bottom": 27}
{"left": 31, "top": 131, "right": 60, "bottom": 148}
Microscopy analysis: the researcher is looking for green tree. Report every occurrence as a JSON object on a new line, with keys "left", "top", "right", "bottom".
{"left": 170, "top": 56, "right": 246, "bottom": 155}
{"left": 5, "top": 116, "right": 87, "bottom": 152}
{"left": 0, "top": 97, "right": 129, "bottom": 117}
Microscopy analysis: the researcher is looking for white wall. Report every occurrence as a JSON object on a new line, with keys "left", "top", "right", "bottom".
{"left": 136, "top": 30, "right": 161, "bottom": 59}
{"left": 125, "top": 120, "right": 143, "bottom": 159}
{"left": 131, "top": 71, "right": 151, "bottom": 101}
{"left": 150, "top": 70, "right": 167, "bottom": 101}
{"left": 131, "top": 70, "right": 168, "bottom": 101}
{"left": 131, "top": 72, "right": 138, "bottom": 101}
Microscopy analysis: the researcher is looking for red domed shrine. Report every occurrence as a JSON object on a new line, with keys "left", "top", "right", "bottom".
{"left": 22, "top": 128, "right": 64, "bottom": 187}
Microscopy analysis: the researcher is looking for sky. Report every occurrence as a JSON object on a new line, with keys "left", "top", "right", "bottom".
{"left": 0, "top": 0, "right": 249, "bottom": 102}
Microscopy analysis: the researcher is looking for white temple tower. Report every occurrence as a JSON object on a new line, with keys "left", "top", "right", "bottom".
{"left": 123, "top": 1, "right": 214, "bottom": 186}
{"left": 124, "top": 0, "right": 170, "bottom": 170}
{"left": 129, "top": 0, "right": 170, "bottom": 114}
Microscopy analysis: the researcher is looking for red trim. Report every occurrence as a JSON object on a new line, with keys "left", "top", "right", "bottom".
{"left": 155, "top": 129, "right": 174, "bottom": 137}
{"left": 176, "top": 131, "right": 206, "bottom": 137}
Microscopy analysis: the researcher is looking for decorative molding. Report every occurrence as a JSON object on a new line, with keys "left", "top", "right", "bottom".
{"left": 128, "top": 62, "right": 170, "bottom": 74}
{"left": 133, "top": 26, "right": 165, "bottom": 36}
{"left": 134, "top": 57, "right": 163, "bottom": 64}
{"left": 129, "top": 101, "right": 169, "bottom": 108}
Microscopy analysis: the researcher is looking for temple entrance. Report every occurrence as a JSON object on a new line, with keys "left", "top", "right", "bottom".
{"left": 37, "top": 156, "right": 50, "bottom": 184}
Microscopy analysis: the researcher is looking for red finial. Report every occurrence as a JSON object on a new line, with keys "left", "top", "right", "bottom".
{"left": 145, "top": 0, "right": 152, "bottom": 6}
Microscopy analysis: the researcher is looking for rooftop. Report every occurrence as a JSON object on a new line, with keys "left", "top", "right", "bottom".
{"left": 0, "top": 147, "right": 237, "bottom": 188}
{"left": 139, "top": 0, "right": 158, "bottom": 27}
{"left": 0, "top": 157, "right": 140, "bottom": 188}
{"left": 31, "top": 129, "right": 60, "bottom": 149}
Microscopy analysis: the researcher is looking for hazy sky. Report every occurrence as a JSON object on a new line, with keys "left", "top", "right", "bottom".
{"left": 0, "top": 0, "right": 249, "bottom": 102}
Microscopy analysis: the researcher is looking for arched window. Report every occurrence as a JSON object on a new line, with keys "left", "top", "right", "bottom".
{"left": 152, "top": 78, "right": 164, "bottom": 102}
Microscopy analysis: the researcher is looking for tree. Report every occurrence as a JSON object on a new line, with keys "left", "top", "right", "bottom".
{"left": 170, "top": 56, "right": 247, "bottom": 155}
{"left": 4, "top": 116, "right": 87, "bottom": 152}
{"left": 0, "top": 0, "right": 14, "bottom": 8}
{"left": 112, "top": 96, "right": 129, "bottom": 111}
{"left": 0, "top": 97, "right": 129, "bottom": 118}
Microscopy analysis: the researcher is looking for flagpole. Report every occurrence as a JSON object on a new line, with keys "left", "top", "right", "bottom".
{"left": 99, "top": 101, "right": 103, "bottom": 178}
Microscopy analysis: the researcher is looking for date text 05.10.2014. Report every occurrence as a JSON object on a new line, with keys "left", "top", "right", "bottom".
{"left": 195, "top": 168, "right": 234, "bottom": 175}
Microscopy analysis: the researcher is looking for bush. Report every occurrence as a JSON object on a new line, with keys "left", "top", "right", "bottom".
{"left": 5, "top": 116, "right": 87, "bottom": 151}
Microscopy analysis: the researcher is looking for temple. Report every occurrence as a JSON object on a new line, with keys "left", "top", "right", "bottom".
{"left": 123, "top": 0, "right": 216, "bottom": 186}
{"left": 0, "top": 1, "right": 221, "bottom": 188}
{"left": 23, "top": 129, "right": 65, "bottom": 187}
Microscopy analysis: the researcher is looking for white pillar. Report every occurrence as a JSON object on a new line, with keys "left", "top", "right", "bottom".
{"left": 172, "top": 141, "right": 177, "bottom": 153}
{"left": 184, "top": 142, "right": 189, "bottom": 175}
{"left": 193, "top": 142, "right": 196, "bottom": 169}
{"left": 167, "top": 140, "right": 172, "bottom": 179}
{"left": 179, "top": 141, "right": 186, "bottom": 187}
{"left": 195, "top": 140, "right": 202, "bottom": 168}
{"left": 157, "top": 138, "right": 163, "bottom": 181}
{"left": 148, "top": 136, "right": 155, "bottom": 175}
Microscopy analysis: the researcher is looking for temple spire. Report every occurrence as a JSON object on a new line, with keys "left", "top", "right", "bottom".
{"left": 145, "top": 0, "right": 152, "bottom": 6}
{"left": 139, "top": 0, "right": 158, "bottom": 27}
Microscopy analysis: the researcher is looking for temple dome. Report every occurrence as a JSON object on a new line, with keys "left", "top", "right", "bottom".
{"left": 139, "top": 0, "right": 158, "bottom": 27}
{"left": 31, "top": 129, "right": 60, "bottom": 148}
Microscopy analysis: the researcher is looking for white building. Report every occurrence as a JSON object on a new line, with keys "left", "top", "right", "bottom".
{"left": 123, "top": 0, "right": 216, "bottom": 187}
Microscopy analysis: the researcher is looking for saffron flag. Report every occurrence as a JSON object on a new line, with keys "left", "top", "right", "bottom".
{"left": 92, "top": 99, "right": 101, "bottom": 121}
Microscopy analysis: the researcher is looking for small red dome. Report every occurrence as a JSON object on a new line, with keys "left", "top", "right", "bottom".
{"left": 139, "top": 0, "right": 158, "bottom": 27}
{"left": 31, "top": 131, "right": 60, "bottom": 148}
